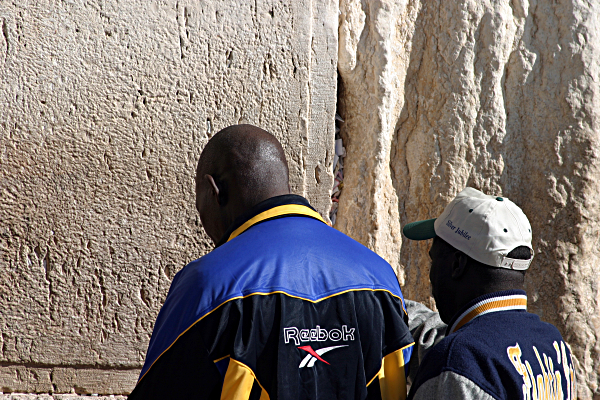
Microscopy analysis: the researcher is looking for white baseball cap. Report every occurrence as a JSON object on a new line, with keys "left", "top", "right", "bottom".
{"left": 403, "top": 187, "right": 534, "bottom": 270}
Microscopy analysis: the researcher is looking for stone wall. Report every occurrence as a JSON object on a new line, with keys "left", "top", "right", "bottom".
{"left": 0, "top": 0, "right": 337, "bottom": 394}
{"left": 2, "top": 0, "right": 599, "bottom": 397}
{"left": 0, "top": 396, "right": 125, "bottom": 400}
{"left": 337, "top": 0, "right": 600, "bottom": 398}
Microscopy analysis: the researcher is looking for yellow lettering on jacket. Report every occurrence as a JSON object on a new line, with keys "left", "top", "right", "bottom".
{"left": 506, "top": 341, "right": 576, "bottom": 400}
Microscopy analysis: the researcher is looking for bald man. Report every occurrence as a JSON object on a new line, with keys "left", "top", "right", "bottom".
{"left": 129, "top": 125, "right": 414, "bottom": 400}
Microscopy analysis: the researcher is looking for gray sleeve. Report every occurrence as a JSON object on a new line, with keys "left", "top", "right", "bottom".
{"left": 405, "top": 300, "right": 447, "bottom": 384}
{"left": 411, "top": 371, "right": 496, "bottom": 400}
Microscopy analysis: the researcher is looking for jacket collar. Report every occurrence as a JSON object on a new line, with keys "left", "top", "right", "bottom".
{"left": 214, "top": 194, "right": 326, "bottom": 248}
{"left": 446, "top": 289, "right": 527, "bottom": 335}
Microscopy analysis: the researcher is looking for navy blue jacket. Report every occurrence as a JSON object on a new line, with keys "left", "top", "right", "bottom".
{"left": 130, "top": 195, "right": 414, "bottom": 400}
{"left": 408, "top": 290, "right": 576, "bottom": 400}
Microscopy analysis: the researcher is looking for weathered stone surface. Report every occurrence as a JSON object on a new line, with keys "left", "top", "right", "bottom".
{"left": 0, "top": 0, "right": 337, "bottom": 394}
{"left": 0, "top": 366, "right": 136, "bottom": 395}
{"left": 0, "top": 396, "right": 125, "bottom": 400}
{"left": 338, "top": 0, "right": 600, "bottom": 397}
{"left": 336, "top": 0, "right": 418, "bottom": 280}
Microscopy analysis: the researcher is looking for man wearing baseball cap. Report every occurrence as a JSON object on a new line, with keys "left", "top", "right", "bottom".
{"left": 403, "top": 187, "right": 576, "bottom": 400}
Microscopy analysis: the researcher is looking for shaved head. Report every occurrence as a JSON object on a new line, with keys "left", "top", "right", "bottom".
{"left": 195, "top": 124, "right": 291, "bottom": 244}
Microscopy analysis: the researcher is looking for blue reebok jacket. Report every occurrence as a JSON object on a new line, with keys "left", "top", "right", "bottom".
{"left": 129, "top": 195, "right": 414, "bottom": 400}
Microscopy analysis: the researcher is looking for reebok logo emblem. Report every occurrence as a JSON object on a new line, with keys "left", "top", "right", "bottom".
{"left": 283, "top": 325, "right": 355, "bottom": 346}
{"left": 298, "top": 345, "right": 348, "bottom": 368}
{"left": 283, "top": 325, "right": 354, "bottom": 368}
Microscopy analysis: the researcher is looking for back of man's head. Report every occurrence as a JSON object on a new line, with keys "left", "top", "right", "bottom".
{"left": 196, "top": 124, "right": 290, "bottom": 243}
{"left": 198, "top": 124, "right": 290, "bottom": 205}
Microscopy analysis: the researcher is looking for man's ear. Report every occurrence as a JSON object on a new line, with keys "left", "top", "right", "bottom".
{"left": 451, "top": 251, "right": 469, "bottom": 279}
{"left": 205, "top": 174, "right": 220, "bottom": 197}
{"left": 205, "top": 174, "right": 228, "bottom": 206}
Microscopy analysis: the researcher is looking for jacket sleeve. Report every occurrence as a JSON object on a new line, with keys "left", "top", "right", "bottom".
{"left": 378, "top": 343, "right": 414, "bottom": 400}
{"left": 365, "top": 292, "right": 416, "bottom": 400}
{"left": 410, "top": 371, "right": 495, "bottom": 400}
{"left": 405, "top": 300, "right": 447, "bottom": 385}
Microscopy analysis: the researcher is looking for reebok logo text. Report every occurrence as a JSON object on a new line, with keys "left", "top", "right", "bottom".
{"left": 283, "top": 325, "right": 355, "bottom": 346}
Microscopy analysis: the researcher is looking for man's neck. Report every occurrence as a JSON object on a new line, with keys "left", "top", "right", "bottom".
{"left": 445, "top": 289, "right": 528, "bottom": 335}
{"left": 214, "top": 194, "right": 312, "bottom": 248}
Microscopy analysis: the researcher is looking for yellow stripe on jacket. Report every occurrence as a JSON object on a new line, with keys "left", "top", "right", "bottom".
{"left": 221, "top": 358, "right": 270, "bottom": 400}
{"left": 374, "top": 343, "right": 414, "bottom": 400}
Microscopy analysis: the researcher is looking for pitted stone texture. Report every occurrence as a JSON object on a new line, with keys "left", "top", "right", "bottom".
{"left": 0, "top": 396, "right": 126, "bottom": 400}
{"left": 338, "top": 0, "right": 599, "bottom": 397}
{"left": 0, "top": 367, "right": 137, "bottom": 396}
{"left": 0, "top": 0, "right": 337, "bottom": 394}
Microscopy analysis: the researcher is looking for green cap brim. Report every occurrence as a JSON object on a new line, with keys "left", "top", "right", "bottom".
{"left": 403, "top": 218, "right": 437, "bottom": 240}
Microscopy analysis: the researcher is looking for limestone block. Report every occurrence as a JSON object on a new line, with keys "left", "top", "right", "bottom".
{"left": 0, "top": 366, "right": 136, "bottom": 395}
{"left": 0, "top": 396, "right": 126, "bottom": 400}
{"left": 0, "top": 0, "right": 337, "bottom": 394}
{"left": 338, "top": 0, "right": 600, "bottom": 397}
